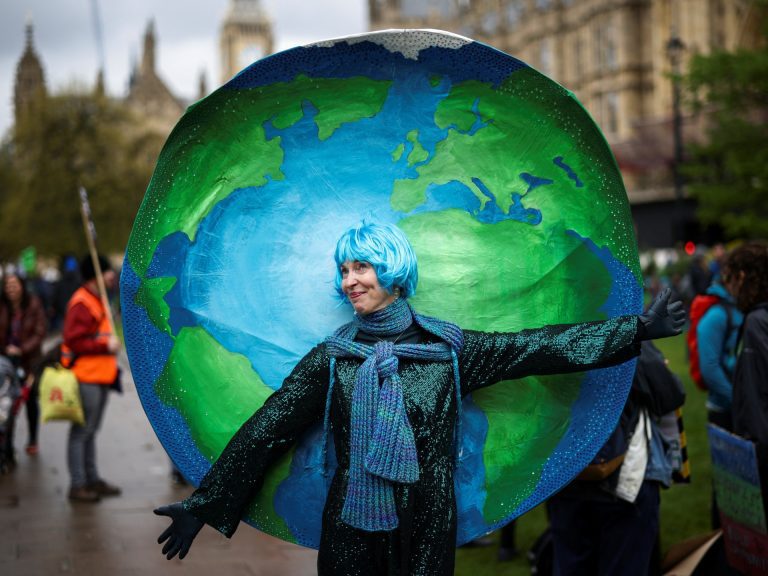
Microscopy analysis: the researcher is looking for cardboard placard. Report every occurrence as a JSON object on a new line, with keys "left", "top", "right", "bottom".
{"left": 708, "top": 424, "right": 768, "bottom": 575}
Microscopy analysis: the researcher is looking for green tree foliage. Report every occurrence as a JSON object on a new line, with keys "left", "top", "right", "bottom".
{"left": 0, "top": 91, "right": 164, "bottom": 259}
{"left": 683, "top": 4, "right": 768, "bottom": 238}
{"left": 0, "top": 141, "right": 22, "bottom": 256}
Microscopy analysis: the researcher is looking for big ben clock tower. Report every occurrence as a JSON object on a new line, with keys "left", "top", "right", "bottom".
{"left": 220, "top": 0, "right": 274, "bottom": 84}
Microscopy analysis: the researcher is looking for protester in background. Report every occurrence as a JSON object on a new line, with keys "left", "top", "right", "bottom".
{"left": 644, "top": 260, "right": 663, "bottom": 301}
{"left": 708, "top": 243, "right": 726, "bottom": 281}
{"left": 675, "top": 250, "right": 713, "bottom": 314}
{"left": 731, "top": 242, "right": 768, "bottom": 446}
{"left": 688, "top": 250, "right": 713, "bottom": 296}
{"left": 0, "top": 272, "right": 47, "bottom": 457}
{"left": 689, "top": 256, "right": 744, "bottom": 532}
{"left": 548, "top": 341, "right": 686, "bottom": 576}
{"left": 61, "top": 255, "right": 121, "bottom": 503}
{"left": 694, "top": 268, "right": 743, "bottom": 432}
{"left": 52, "top": 255, "right": 81, "bottom": 331}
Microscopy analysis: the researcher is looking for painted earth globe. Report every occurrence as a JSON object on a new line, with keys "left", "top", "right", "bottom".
{"left": 121, "top": 29, "right": 642, "bottom": 548}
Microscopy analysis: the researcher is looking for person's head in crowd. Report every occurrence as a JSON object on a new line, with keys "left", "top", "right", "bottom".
{"left": 722, "top": 241, "right": 768, "bottom": 312}
{"left": 62, "top": 254, "right": 80, "bottom": 275}
{"left": 711, "top": 243, "right": 726, "bottom": 264}
{"left": 80, "top": 254, "right": 116, "bottom": 291}
{"left": 709, "top": 243, "right": 727, "bottom": 279}
{"left": 1, "top": 272, "right": 30, "bottom": 311}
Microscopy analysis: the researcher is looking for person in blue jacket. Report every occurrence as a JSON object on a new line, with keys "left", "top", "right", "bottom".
{"left": 697, "top": 272, "right": 743, "bottom": 432}
{"left": 697, "top": 252, "right": 745, "bottom": 531}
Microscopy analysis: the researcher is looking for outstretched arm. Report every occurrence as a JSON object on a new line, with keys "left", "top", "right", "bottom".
{"left": 460, "top": 289, "right": 684, "bottom": 393}
{"left": 155, "top": 343, "right": 331, "bottom": 558}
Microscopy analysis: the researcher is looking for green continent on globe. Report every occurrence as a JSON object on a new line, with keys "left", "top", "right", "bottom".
{"left": 391, "top": 68, "right": 640, "bottom": 281}
{"left": 401, "top": 213, "right": 613, "bottom": 330}
{"left": 154, "top": 326, "right": 296, "bottom": 540}
{"left": 134, "top": 276, "right": 176, "bottom": 336}
{"left": 128, "top": 74, "right": 393, "bottom": 278}
{"left": 391, "top": 70, "right": 639, "bottom": 520}
{"left": 391, "top": 143, "right": 405, "bottom": 162}
{"left": 475, "top": 372, "right": 580, "bottom": 516}
{"left": 400, "top": 200, "right": 615, "bottom": 520}
{"left": 405, "top": 130, "right": 429, "bottom": 167}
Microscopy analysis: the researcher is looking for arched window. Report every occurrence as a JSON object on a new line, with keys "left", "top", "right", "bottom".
{"left": 506, "top": 1, "right": 523, "bottom": 29}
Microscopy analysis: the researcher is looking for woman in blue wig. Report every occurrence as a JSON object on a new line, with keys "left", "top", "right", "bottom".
{"left": 155, "top": 221, "right": 684, "bottom": 575}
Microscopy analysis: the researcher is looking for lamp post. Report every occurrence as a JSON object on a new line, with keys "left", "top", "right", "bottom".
{"left": 666, "top": 31, "right": 686, "bottom": 202}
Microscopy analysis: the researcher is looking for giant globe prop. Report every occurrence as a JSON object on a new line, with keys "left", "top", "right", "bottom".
{"left": 121, "top": 29, "right": 642, "bottom": 547}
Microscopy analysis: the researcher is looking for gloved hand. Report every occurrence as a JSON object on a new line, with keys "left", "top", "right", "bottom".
{"left": 639, "top": 287, "right": 686, "bottom": 340}
{"left": 155, "top": 502, "right": 204, "bottom": 560}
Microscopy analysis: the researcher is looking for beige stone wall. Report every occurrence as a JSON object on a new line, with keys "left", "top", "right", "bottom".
{"left": 126, "top": 22, "right": 185, "bottom": 137}
{"left": 126, "top": 73, "right": 185, "bottom": 136}
{"left": 369, "top": 0, "right": 760, "bottom": 200}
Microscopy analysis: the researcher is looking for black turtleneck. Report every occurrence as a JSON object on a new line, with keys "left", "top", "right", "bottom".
{"left": 354, "top": 322, "right": 425, "bottom": 345}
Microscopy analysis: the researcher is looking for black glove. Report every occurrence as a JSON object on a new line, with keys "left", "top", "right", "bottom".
{"left": 155, "top": 502, "right": 204, "bottom": 560}
{"left": 638, "top": 287, "right": 686, "bottom": 340}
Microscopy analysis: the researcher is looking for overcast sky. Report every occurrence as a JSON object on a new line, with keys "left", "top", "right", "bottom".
{"left": 0, "top": 0, "right": 368, "bottom": 137}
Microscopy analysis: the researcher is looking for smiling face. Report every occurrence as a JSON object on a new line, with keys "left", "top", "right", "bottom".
{"left": 340, "top": 260, "right": 397, "bottom": 315}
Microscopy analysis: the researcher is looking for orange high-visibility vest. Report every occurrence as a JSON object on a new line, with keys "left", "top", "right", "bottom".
{"left": 61, "top": 287, "right": 118, "bottom": 385}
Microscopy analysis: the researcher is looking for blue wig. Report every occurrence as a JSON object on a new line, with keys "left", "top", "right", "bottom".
{"left": 334, "top": 221, "right": 418, "bottom": 301}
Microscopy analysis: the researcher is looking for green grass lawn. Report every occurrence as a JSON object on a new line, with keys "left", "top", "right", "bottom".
{"left": 454, "top": 333, "right": 713, "bottom": 575}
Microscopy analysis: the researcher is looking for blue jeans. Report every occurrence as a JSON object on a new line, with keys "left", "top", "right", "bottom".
{"left": 67, "top": 383, "right": 109, "bottom": 488}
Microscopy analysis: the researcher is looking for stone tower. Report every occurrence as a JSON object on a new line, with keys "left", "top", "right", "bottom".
{"left": 140, "top": 19, "right": 157, "bottom": 77}
{"left": 220, "top": 0, "right": 274, "bottom": 84}
{"left": 126, "top": 19, "right": 184, "bottom": 134}
{"left": 14, "top": 19, "right": 47, "bottom": 122}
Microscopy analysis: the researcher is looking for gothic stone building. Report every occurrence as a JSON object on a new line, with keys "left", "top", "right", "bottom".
{"left": 14, "top": 0, "right": 275, "bottom": 140}
{"left": 125, "top": 20, "right": 186, "bottom": 135}
{"left": 13, "top": 22, "right": 47, "bottom": 122}
{"left": 14, "top": 19, "right": 186, "bottom": 140}
{"left": 369, "top": 0, "right": 761, "bottom": 247}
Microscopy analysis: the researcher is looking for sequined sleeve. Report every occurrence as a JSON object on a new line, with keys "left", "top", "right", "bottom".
{"left": 183, "top": 343, "right": 331, "bottom": 537}
{"left": 459, "top": 316, "right": 641, "bottom": 393}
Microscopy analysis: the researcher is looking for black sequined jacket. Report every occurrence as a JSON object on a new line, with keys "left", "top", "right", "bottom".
{"left": 184, "top": 316, "right": 640, "bottom": 575}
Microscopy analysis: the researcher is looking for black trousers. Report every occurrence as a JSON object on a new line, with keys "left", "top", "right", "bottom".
{"left": 549, "top": 481, "right": 660, "bottom": 576}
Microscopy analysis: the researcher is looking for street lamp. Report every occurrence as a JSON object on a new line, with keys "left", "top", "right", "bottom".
{"left": 666, "top": 31, "right": 686, "bottom": 202}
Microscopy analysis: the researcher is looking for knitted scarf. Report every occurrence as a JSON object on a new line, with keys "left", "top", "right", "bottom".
{"left": 324, "top": 297, "right": 464, "bottom": 531}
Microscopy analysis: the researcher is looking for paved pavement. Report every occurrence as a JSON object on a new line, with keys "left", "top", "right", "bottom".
{"left": 0, "top": 353, "right": 318, "bottom": 576}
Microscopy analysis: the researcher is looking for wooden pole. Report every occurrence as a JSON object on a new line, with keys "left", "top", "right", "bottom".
{"left": 78, "top": 186, "right": 117, "bottom": 337}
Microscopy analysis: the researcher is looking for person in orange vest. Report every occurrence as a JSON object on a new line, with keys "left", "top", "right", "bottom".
{"left": 62, "top": 255, "right": 121, "bottom": 503}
